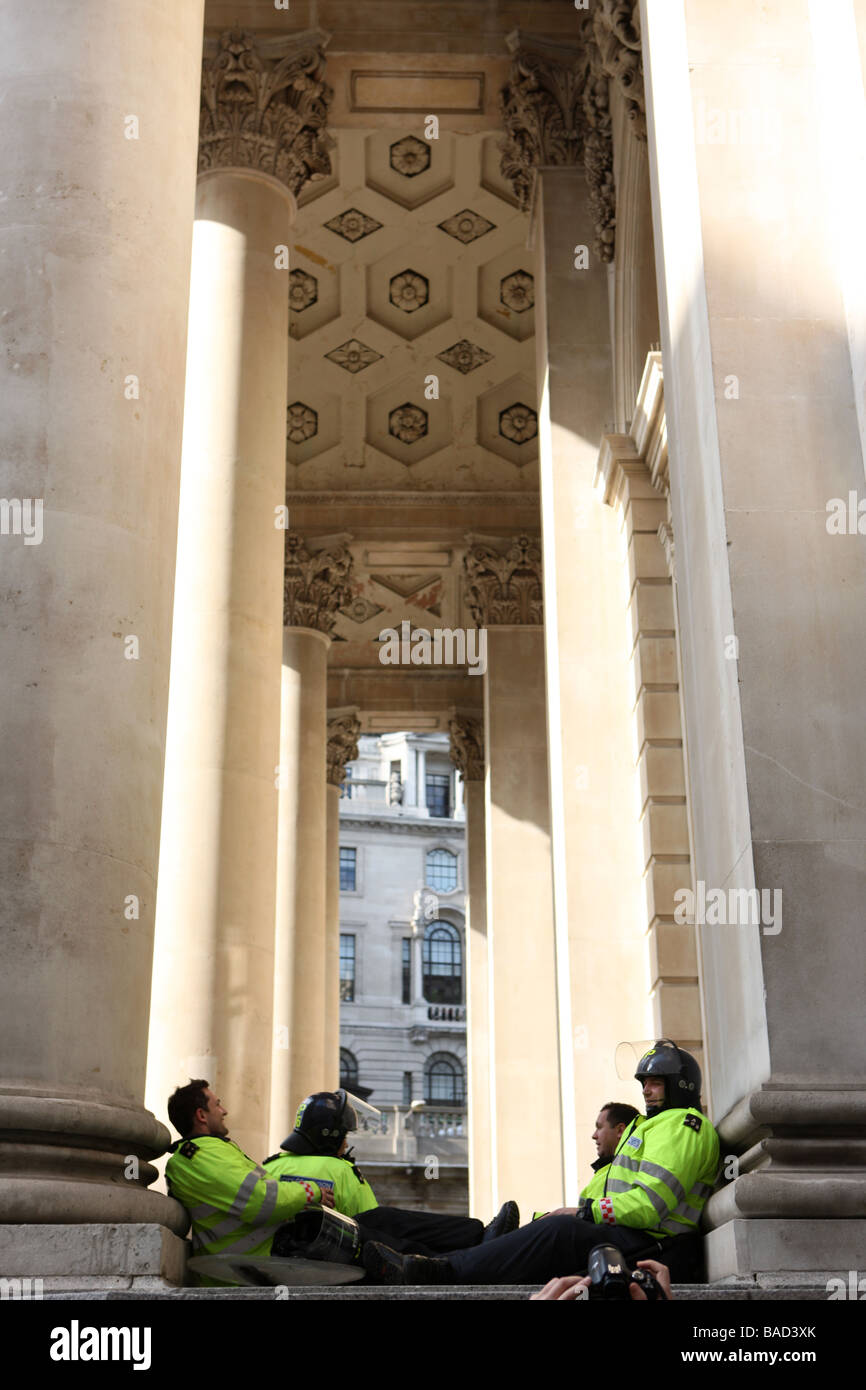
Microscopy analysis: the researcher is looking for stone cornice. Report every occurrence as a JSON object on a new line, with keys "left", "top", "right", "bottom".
{"left": 448, "top": 715, "right": 484, "bottom": 781}
{"left": 463, "top": 533, "right": 543, "bottom": 626}
{"left": 596, "top": 351, "right": 667, "bottom": 505}
{"left": 199, "top": 28, "right": 333, "bottom": 195}
{"left": 284, "top": 531, "right": 353, "bottom": 633}
{"left": 338, "top": 814, "right": 465, "bottom": 838}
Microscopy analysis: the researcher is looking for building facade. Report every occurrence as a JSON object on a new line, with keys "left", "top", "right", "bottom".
{"left": 1, "top": 0, "right": 865, "bottom": 1290}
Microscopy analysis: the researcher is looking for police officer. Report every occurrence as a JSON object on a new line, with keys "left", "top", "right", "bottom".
{"left": 264, "top": 1089, "right": 520, "bottom": 1254}
{"left": 165, "top": 1080, "right": 335, "bottom": 1285}
{"left": 363, "top": 1040, "right": 720, "bottom": 1285}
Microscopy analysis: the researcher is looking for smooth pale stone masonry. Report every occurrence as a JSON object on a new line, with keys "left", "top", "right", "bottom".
{"left": 464, "top": 776, "right": 493, "bottom": 1220}
{"left": 147, "top": 169, "right": 292, "bottom": 1164}
{"left": 535, "top": 171, "right": 652, "bottom": 1198}
{"left": 642, "top": 0, "right": 866, "bottom": 1269}
{"left": 271, "top": 627, "right": 329, "bottom": 1145}
{"left": 484, "top": 627, "right": 564, "bottom": 1216}
{"left": 0, "top": 0, "right": 203, "bottom": 1231}
{"left": 325, "top": 781, "right": 343, "bottom": 1090}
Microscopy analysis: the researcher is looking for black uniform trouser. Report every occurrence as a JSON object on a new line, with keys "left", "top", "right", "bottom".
{"left": 446, "top": 1214, "right": 663, "bottom": 1285}
{"left": 356, "top": 1206, "right": 484, "bottom": 1256}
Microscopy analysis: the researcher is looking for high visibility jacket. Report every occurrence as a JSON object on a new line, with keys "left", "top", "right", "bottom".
{"left": 580, "top": 1107, "right": 719, "bottom": 1239}
{"left": 262, "top": 1151, "right": 379, "bottom": 1219}
{"left": 166, "top": 1136, "right": 323, "bottom": 1266}
{"left": 579, "top": 1157, "right": 611, "bottom": 1203}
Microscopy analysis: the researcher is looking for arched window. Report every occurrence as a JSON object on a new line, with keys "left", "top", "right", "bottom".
{"left": 424, "top": 1051, "right": 465, "bottom": 1105}
{"left": 339, "top": 1048, "right": 358, "bottom": 1092}
{"left": 426, "top": 848, "right": 457, "bottom": 892}
{"left": 422, "top": 920, "right": 462, "bottom": 1004}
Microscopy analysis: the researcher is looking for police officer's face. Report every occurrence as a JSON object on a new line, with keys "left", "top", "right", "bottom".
{"left": 200, "top": 1088, "right": 229, "bottom": 1137}
{"left": 642, "top": 1079, "right": 666, "bottom": 1109}
{"left": 592, "top": 1110, "right": 624, "bottom": 1159}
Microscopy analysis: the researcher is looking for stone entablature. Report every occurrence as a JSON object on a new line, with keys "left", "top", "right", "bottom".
{"left": 199, "top": 28, "right": 333, "bottom": 194}
{"left": 283, "top": 531, "right": 353, "bottom": 632}
{"left": 463, "top": 534, "right": 543, "bottom": 626}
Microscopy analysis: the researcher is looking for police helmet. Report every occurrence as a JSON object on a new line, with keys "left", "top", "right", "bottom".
{"left": 634, "top": 1039, "right": 701, "bottom": 1115}
{"left": 280, "top": 1090, "right": 355, "bottom": 1157}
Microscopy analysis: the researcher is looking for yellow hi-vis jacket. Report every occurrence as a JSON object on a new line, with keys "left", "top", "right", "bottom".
{"left": 262, "top": 1151, "right": 379, "bottom": 1219}
{"left": 579, "top": 1158, "right": 612, "bottom": 1203}
{"left": 166, "top": 1135, "right": 324, "bottom": 1262}
{"left": 580, "top": 1107, "right": 719, "bottom": 1238}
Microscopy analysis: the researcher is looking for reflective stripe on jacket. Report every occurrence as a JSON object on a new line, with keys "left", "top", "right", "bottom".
{"left": 166, "top": 1136, "right": 321, "bottom": 1264}
{"left": 262, "top": 1152, "right": 379, "bottom": 1218}
{"left": 582, "top": 1108, "right": 719, "bottom": 1238}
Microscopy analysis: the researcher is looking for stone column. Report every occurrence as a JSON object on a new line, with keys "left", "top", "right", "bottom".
{"left": 416, "top": 747, "right": 428, "bottom": 812}
{"left": 449, "top": 715, "right": 492, "bottom": 1219}
{"left": 325, "top": 711, "right": 361, "bottom": 1090}
{"left": 501, "top": 27, "right": 653, "bottom": 1199}
{"left": 147, "top": 30, "right": 333, "bottom": 1165}
{"left": 270, "top": 534, "right": 352, "bottom": 1147}
{"left": 0, "top": 0, "right": 203, "bottom": 1244}
{"left": 641, "top": 0, "right": 866, "bottom": 1276}
{"left": 464, "top": 538, "right": 564, "bottom": 1215}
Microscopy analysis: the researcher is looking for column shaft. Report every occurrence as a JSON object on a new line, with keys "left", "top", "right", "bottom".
{"left": 147, "top": 170, "right": 291, "bottom": 1162}
{"left": 324, "top": 782, "right": 342, "bottom": 1090}
{"left": 464, "top": 778, "right": 493, "bottom": 1219}
{"left": 271, "top": 627, "right": 329, "bottom": 1145}
{"left": 0, "top": 0, "right": 204, "bottom": 1226}
{"left": 484, "top": 627, "right": 564, "bottom": 1214}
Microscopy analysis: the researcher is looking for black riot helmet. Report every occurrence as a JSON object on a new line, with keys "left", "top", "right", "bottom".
{"left": 280, "top": 1089, "right": 378, "bottom": 1157}
{"left": 634, "top": 1039, "right": 702, "bottom": 1116}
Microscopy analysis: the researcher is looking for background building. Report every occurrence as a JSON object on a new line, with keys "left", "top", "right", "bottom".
{"left": 337, "top": 732, "right": 469, "bottom": 1211}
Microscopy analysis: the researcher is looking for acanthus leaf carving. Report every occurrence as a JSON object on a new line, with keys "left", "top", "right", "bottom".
{"left": 284, "top": 531, "right": 353, "bottom": 634}
{"left": 463, "top": 534, "right": 543, "bottom": 627}
{"left": 199, "top": 29, "right": 334, "bottom": 196}
{"left": 448, "top": 715, "right": 485, "bottom": 782}
{"left": 326, "top": 713, "right": 361, "bottom": 787}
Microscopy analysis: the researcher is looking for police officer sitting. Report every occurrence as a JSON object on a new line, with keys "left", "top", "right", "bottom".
{"left": 541, "top": 1100, "right": 641, "bottom": 1219}
{"left": 264, "top": 1089, "right": 520, "bottom": 1256}
{"left": 362, "top": 1040, "right": 720, "bottom": 1285}
{"left": 165, "top": 1081, "right": 335, "bottom": 1286}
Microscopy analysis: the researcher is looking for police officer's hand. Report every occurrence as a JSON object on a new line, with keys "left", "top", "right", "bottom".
{"left": 319, "top": 1189, "right": 335, "bottom": 1209}
{"left": 628, "top": 1259, "right": 673, "bottom": 1301}
{"left": 530, "top": 1275, "right": 590, "bottom": 1301}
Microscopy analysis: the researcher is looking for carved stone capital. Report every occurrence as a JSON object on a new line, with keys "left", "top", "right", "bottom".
{"left": 463, "top": 534, "right": 543, "bottom": 627}
{"left": 448, "top": 716, "right": 485, "bottom": 782}
{"left": 199, "top": 29, "right": 333, "bottom": 195}
{"left": 284, "top": 532, "right": 353, "bottom": 633}
{"left": 499, "top": 10, "right": 645, "bottom": 261}
{"left": 658, "top": 521, "right": 676, "bottom": 581}
{"left": 326, "top": 712, "right": 361, "bottom": 787}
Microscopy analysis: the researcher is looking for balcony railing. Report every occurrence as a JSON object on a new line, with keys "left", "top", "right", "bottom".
{"left": 352, "top": 1104, "right": 468, "bottom": 1163}
{"left": 426, "top": 1004, "right": 466, "bottom": 1023}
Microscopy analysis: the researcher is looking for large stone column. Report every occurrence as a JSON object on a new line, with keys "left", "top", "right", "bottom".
{"left": 147, "top": 31, "right": 333, "bottom": 1165}
{"left": 641, "top": 0, "right": 866, "bottom": 1276}
{"left": 501, "top": 29, "right": 653, "bottom": 1199}
{"left": 464, "top": 538, "right": 564, "bottom": 1216}
{"left": 270, "top": 535, "right": 352, "bottom": 1148}
{"left": 449, "top": 715, "right": 493, "bottom": 1219}
{"left": 325, "top": 711, "right": 361, "bottom": 1091}
{"left": 0, "top": 0, "right": 204, "bottom": 1241}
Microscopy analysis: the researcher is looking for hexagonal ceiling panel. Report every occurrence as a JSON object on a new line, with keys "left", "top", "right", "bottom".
{"left": 478, "top": 248, "right": 536, "bottom": 342}
{"left": 367, "top": 374, "right": 452, "bottom": 465}
{"left": 365, "top": 130, "right": 455, "bottom": 210}
{"left": 477, "top": 375, "right": 539, "bottom": 467}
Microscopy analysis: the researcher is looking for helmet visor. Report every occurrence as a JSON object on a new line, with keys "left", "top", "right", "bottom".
{"left": 338, "top": 1090, "right": 381, "bottom": 1133}
{"left": 615, "top": 1040, "right": 658, "bottom": 1082}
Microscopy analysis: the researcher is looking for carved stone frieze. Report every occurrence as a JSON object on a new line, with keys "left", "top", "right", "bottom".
{"left": 499, "top": 12, "right": 646, "bottom": 262}
{"left": 199, "top": 29, "right": 333, "bottom": 196}
{"left": 283, "top": 532, "right": 353, "bottom": 633}
{"left": 326, "top": 712, "right": 361, "bottom": 787}
{"left": 463, "top": 534, "right": 543, "bottom": 627}
{"left": 448, "top": 715, "right": 485, "bottom": 782}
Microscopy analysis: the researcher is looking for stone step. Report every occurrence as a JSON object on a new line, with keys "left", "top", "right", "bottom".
{"left": 39, "top": 1282, "right": 832, "bottom": 1301}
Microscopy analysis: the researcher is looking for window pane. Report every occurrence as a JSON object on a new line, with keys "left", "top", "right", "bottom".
{"left": 401, "top": 937, "right": 411, "bottom": 1005}
{"left": 426, "top": 773, "right": 450, "bottom": 818}
{"left": 425, "top": 1054, "right": 465, "bottom": 1104}
{"left": 422, "top": 922, "right": 462, "bottom": 1004}
{"left": 426, "top": 848, "right": 457, "bottom": 892}
{"left": 340, "top": 1048, "right": 358, "bottom": 1089}
{"left": 340, "top": 933, "right": 355, "bottom": 1002}
{"left": 339, "top": 847, "right": 356, "bottom": 891}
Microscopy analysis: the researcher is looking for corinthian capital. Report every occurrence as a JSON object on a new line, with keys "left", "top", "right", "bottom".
{"left": 326, "top": 712, "right": 361, "bottom": 788}
{"left": 463, "top": 534, "right": 543, "bottom": 627}
{"left": 199, "top": 29, "right": 333, "bottom": 195}
{"left": 448, "top": 715, "right": 485, "bottom": 782}
{"left": 283, "top": 532, "right": 352, "bottom": 633}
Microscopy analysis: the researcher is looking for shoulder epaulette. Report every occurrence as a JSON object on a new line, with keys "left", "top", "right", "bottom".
{"left": 683, "top": 1113, "right": 702, "bottom": 1132}
{"left": 180, "top": 1140, "right": 199, "bottom": 1158}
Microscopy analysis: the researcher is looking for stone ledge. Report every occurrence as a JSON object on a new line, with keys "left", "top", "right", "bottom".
{"left": 38, "top": 1282, "right": 834, "bottom": 1301}
{"left": 0, "top": 1224, "right": 186, "bottom": 1289}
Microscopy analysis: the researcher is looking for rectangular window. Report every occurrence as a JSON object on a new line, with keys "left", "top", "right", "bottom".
{"left": 339, "top": 847, "right": 357, "bottom": 891}
{"left": 402, "top": 938, "right": 411, "bottom": 1004}
{"left": 339, "top": 934, "right": 355, "bottom": 1002}
{"left": 426, "top": 772, "right": 451, "bottom": 818}
{"left": 402, "top": 1071, "right": 413, "bottom": 1107}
